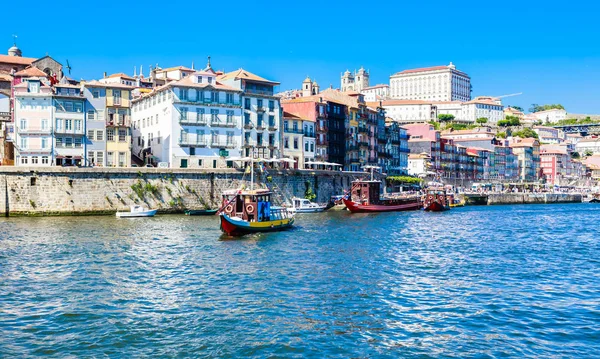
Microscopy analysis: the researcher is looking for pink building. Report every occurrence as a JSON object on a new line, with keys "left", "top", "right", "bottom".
{"left": 13, "top": 75, "right": 54, "bottom": 166}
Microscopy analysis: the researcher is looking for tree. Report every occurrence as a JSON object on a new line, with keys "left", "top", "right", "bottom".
{"left": 438, "top": 114, "right": 455, "bottom": 122}
{"left": 584, "top": 149, "right": 594, "bottom": 157}
{"left": 512, "top": 128, "right": 539, "bottom": 139}
{"left": 508, "top": 105, "right": 524, "bottom": 112}
{"left": 571, "top": 152, "right": 580, "bottom": 159}
{"left": 530, "top": 104, "right": 565, "bottom": 113}
{"left": 476, "top": 117, "right": 488, "bottom": 125}
{"left": 496, "top": 132, "right": 507, "bottom": 139}
{"left": 498, "top": 116, "right": 521, "bottom": 127}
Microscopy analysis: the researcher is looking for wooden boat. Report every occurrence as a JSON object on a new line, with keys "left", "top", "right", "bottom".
{"left": 185, "top": 209, "right": 218, "bottom": 216}
{"left": 218, "top": 156, "right": 294, "bottom": 236}
{"left": 327, "top": 195, "right": 347, "bottom": 211}
{"left": 342, "top": 167, "right": 421, "bottom": 213}
{"left": 448, "top": 194, "right": 466, "bottom": 207}
{"left": 219, "top": 189, "right": 294, "bottom": 236}
{"left": 423, "top": 185, "right": 451, "bottom": 212}
{"left": 116, "top": 205, "right": 157, "bottom": 218}
{"left": 289, "top": 197, "right": 327, "bottom": 213}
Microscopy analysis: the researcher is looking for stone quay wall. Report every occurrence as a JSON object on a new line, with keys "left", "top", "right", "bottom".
{"left": 0, "top": 167, "right": 367, "bottom": 216}
{"left": 486, "top": 193, "right": 582, "bottom": 205}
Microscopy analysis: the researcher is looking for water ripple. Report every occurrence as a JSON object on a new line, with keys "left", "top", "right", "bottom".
{"left": 1, "top": 204, "right": 599, "bottom": 358}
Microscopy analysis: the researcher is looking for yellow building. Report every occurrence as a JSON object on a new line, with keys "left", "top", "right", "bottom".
{"left": 94, "top": 81, "right": 133, "bottom": 167}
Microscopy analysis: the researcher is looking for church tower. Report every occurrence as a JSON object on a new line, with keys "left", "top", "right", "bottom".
{"left": 355, "top": 66, "right": 369, "bottom": 92}
{"left": 341, "top": 70, "right": 354, "bottom": 92}
{"left": 302, "top": 76, "right": 313, "bottom": 97}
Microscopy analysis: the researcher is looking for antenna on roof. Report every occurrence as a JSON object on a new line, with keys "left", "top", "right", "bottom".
{"left": 207, "top": 55, "right": 211, "bottom": 69}
{"left": 12, "top": 34, "right": 17, "bottom": 45}
{"left": 191, "top": 60, "right": 195, "bottom": 70}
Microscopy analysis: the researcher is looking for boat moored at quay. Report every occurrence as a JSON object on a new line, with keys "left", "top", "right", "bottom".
{"left": 342, "top": 167, "right": 422, "bottom": 213}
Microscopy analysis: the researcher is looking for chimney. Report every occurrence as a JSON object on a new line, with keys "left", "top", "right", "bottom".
{"left": 103, "top": 72, "right": 107, "bottom": 79}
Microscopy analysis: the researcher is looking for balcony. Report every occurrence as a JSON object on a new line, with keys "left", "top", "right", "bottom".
{"left": 347, "top": 145, "right": 359, "bottom": 151}
{"left": 177, "top": 98, "right": 241, "bottom": 107}
{"left": 256, "top": 106, "right": 265, "bottom": 113}
{"left": 106, "top": 116, "right": 130, "bottom": 127}
{"left": 268, "top": 123, "right": 277, "bottom": 131}
{"left": 304, "top": 131, "right": 315, "bottom": 138}
{"left": 317, "top": 138, "right": 328, "bottom": 146}
{"left": 256, "top": 122, "right": 266, "bottom": 130}
{"left": 244, "top": 88, "right": 274, "bottom": 96}
{"left": 223, "top": 141, "right": 237, "bottom": 149}
{"left": 316, "top": 123, "right": 328, "bottom": 132}
{"left": 284, "top": 128, "right": 303, "bottom": 134}
{"left": 17, "top": 126, "right": 52, "bottom": 135}
{"left": 54, "top": 89, "right": 83, "bottom": 98}
{"left": 268, "top": 143, "right": 277, "bottom": 149}
{"left": 180, "top": 116, "right": 208, "bottom": 126}
{"left": 243, "top": 140, "right": 257, "bottom": 148}
{"left": 55, "top": 127, "right": 85, "bottom": 135}
{"left": 358, "top": 141, "right": 369, "bottom": 147}
{"left": 179, "top": 138, "right": 206, "bottom": 147}
{"left": 244, "top": 121, "right": 254, "bottom": 129}
{"left": 358, "top": 126, "right": 369, "bottom": 134}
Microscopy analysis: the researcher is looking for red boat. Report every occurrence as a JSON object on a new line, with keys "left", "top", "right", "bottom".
{"left": 342, "top": 169, "right": 421, "bottom": 213}
{"left": 423, "top": 186, "right": 450, "bottom": 212}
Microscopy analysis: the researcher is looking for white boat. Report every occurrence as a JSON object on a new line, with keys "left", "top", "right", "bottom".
{"left": 116, "top": 205, "right": 157, "bottom": 218}
{"left": 289, "top": 197, "right": 327, "bottom": 213}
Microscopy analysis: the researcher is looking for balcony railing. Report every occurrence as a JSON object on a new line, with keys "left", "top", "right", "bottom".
{"left": 54, "top": 127, "right": 85, "bottom": 135}
{"left": 244, "top": 121, "right": 254, "bottom": 129}
{"left": 268, "top": 123, "right": 277, "bottom": 131}
{"left": 316, "top": 124, "right": 328, "bottom": 132}
{"left": 358, "top": 141, "right": 369, "bottom": 147}
{"left": 180, "top": 116, "right": 208, "bottom": 126}
{"left": 244, "top": 88, "right": 274, "bottom": 96}
{"left": 243, "top": 140, "right": 257, "bottom": 147}
{"left": 284, "top": 128, "right": 303, "bottom": 134}
{"left": 17, "top": 127, "right": 53, "bottom": 134}
{"left": 179, "top": 138, "right": 206, "bottom": 147}
{"left": 256, "top": 122, "right": 265, "bottom": 130}
{"left": 304, "top": 131, "right": 315, "bottom": 138}
{"left": 256, "top": 106, "right": 265, "bottom": 113}
{"left": 107, "top": 116, "right": 130, "bottom": 127}
{"left": 176, "top": 98, "right": 241, "bottom": 107}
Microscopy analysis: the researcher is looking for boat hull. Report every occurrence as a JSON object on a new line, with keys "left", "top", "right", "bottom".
{"left": 424, "top": 201, "right": 449, "bottom": 212}
{"left": 185, "top": 209, "right": 218, "bottom": 216}
{"left": 342, "top": 198, "right": 421, "bottom": 213}
{"left": 290, "top": 206, "right": 326, "bottom": 213}
{"left": 220, "top": 214, "right": 294, "bottom": 236}
{"left": 116, "top": 209, "right": 157, "bottom": 218}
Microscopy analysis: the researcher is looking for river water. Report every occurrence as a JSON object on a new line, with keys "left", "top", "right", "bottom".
{"left": 0, "top": 204, "right": 599, "bottom": 358}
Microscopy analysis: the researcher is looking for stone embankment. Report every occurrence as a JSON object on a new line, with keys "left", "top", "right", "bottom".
{"left": 465, "top": 193, "right": 582, "bottom": 205}
{"left": 0, "top": 167, "right": 366, "bottom": 216}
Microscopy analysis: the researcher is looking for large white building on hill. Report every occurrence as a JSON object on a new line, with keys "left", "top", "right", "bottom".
{"left": 390, "top": 62, "right": 471, "bottom": 102}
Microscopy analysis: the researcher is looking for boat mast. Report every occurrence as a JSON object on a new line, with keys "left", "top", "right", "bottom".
{"left": 250, "top": 154, "right": 254, "bottom": 191}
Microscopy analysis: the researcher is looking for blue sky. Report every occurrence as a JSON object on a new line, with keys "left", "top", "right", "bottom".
{"left": 4, "top": 0, "right": 600, "bottom": 113}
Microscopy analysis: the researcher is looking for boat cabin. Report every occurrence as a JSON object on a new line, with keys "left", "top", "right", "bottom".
{"left": 350, "top": 180, "right": 382, "bottom": 205}
{"left": 221, "top": 189, "right": 290, "bottom": 222}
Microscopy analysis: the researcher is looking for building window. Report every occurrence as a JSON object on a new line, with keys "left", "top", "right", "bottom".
{"left": 65, "top": 137, "right": 73, "bottom": 147}
{"left": 31, "top": 156, "right": 38, "bottom": 165}
{"left": 226, "top": 93, "right": 234, "bottom": 104}
{"left": 157, "top": 131, "right": 161, "bottom": 144}
{"left": 211, "top": 91, "right": 219, "bottom": 103}
{"left": 118, "top": 152, "right": 126, "bottom": 167}
{"left": 88, "top": 129, "right": 94, "bottom": 139}
{"left": 92, "top": 90, "right": 100, "bottom": 98}
{"left": 75, "top": 138, "right": 82, "bottom": 148}
{"left": 180, "top": 88, "right": 188, "bottom": 101}
{"left": 96, "top": 152, "right": 103, "bottom": 166}
{"left": 96, "top": 130, "right": 104, "bottom": 141}
{"left": 41, "top": 156, "right": 49, "bottom": 164}
{"left": 41, "top": 119, "right": 48, "bottom": 130}
{"left": 41, "top": 137, "right": 48, "bottom": 149}
{"left": 305, "top": 142, "right": 308, "bottom": 151}
{"left": 244, "top": 98, "right": 251, "bottom": 110}
{"left": 107, "top": 129, "right": 114, "bottom": 142}
{"left": 293, "top": 138, "right": 298, "bottom": 149}
{"left": 269, "top": 115, "right": 275, "bottom": 127}
{"left": 119, "top": 129, "right": 126, "bottom": 142}
{"left": 269, "top": 100, "right": 274, "bottom": 111}
{"left": 284, "top": 137, "right": 289, "bottom": 148}
{"left": 20, "top": 156, "right": 28, "bottom": 165}
{"left": 19, "top": 118, "right": 27, "bottom": 130}
{"left": 20, "top": 138, "right": 27, "bottom": 149}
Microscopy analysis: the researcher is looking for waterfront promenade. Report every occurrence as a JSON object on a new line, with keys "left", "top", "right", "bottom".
{"left": 1, "top": 203, "right": 598, "bottom": 357}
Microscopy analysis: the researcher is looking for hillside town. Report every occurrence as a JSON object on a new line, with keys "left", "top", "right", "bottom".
{"left": 1, "top": 41, "right": 600, "bottom": 188}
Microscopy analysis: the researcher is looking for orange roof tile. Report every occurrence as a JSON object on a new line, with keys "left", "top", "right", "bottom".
{"left": 0, "top": 54, "right": 36, "bottom": 66}
{"left": 14, "top": 67, "right": 47, "bottom": 77}
{"left": 159, "top": 66, "right": 196, "bottom": 73}
{"left": 107, "top": 72, "right": 136, "bottom": 81}
{"left": 218, "top": 68, "right": 279, "bottom": 85}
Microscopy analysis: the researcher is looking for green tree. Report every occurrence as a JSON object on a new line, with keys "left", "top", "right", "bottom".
{"left": 498, "top": 116, "right": 521, "bottom": 127}
{"left": 496, "top": 132, "right": 507, "bottom": 139}
{"left": 428, "top": 121, "right": 440, "bottom": 130}
{"left": 571, "top": 152, "right": 580, "bottom": 159}
{"left": 508, "top": 105, "right": 524, "bottom": 112}
{"left": 530, "top": 104, "right": 565, "bottom": 113}
{"left": 512, "top": 128, "right": 539, "bottom": 139}
{"left": 584, "top": 149, "right": 594, "bottom": 157}
{"left": 437, "top": 114, "right": 455, "bottom": 122}
{"left": 476, "top": 117, "right": 488, "bottom": 125}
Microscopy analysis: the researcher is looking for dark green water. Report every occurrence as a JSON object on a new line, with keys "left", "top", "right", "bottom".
{"left": 1, "top": 204, "right": 599, "bottom": 358}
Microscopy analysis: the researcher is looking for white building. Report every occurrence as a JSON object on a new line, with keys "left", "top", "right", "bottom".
{"left": 377, "top": 100, "right": 435, "bottom": 123}
{"left": 531, "top": 108, "right": 567, "bottom": 124}
{"left": 435, "top": 101, "right": 464, "bottom": 121}
{"left": 361, "top": 84, "right": 389, "bottom": 101}
{"left": 576, "top": 138, "right": 600, "bottom": 155}
{"left": 390, "top": 62, "right": 471, "bottom": 102}
{"left": 131, "top": 64, "right": 243, "bottom": 169}
{"left": 408, "top": 153, "right": 430, "bottom": 176}
{"left": 461, "top": 97, "right": 504, "bottom": 123}
{"left": 99, "top": 73, "right": 137, "bottom": 87}
{"left": 53, "top": 83, "right": 86, "bottom": 166}
{"left": 218, "top": 68, "right": 282, "bottom": 159}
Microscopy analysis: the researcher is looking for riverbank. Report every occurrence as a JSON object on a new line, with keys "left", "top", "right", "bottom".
{"left": 0, "top": 167, "right": 364, "bottom": 216}
{"left": 464, "top": 192, "right": 582, "bottom": 205}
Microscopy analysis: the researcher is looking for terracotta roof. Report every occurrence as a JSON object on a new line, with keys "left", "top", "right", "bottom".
{"left": 463, "top": 99, "right": 502, "bottom": 106}
{"left": 378, "top": 99, "right": 431, "bottom": 106}
{"left": 83, "top": 80, "right": 135, "bottom": 89}
{"left": 14, "top": 67, "right": 47, "bottom": 77}
{"left": 132, "top": 73, "right": 240, "bottom": 102}
{"left": 107, "top": 73, "right": 136, "bottom": 81}
{"left": 441, "top": 128, "right": 495, "bottom": 136}
{"left": 0, "top": 54, "right": 36, "bottom": 66}
{"left": 392, "top": 65, "right": 469, "bottom": 77}
{"left": 159, "top": 66, "right": 195, "bottom": 73}
{"left": 0, "top": 73, "right": 12, "bottom": 82}
{"left": 362, "top": 84, "right": 389, "bottom": 90}
{"left": 218, "top": 68, "right": 279, "bottom": 85}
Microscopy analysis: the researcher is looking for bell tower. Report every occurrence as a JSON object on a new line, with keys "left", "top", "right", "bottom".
{"left": 341, "top": 70, "right": 354, "bottom": 92}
